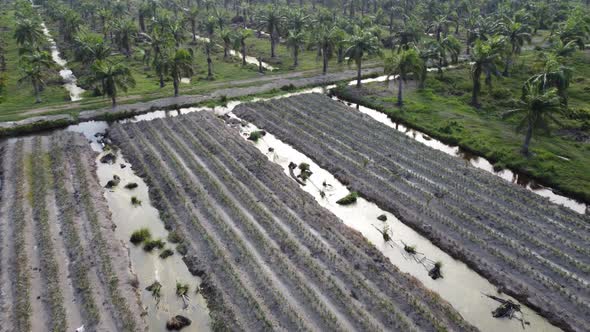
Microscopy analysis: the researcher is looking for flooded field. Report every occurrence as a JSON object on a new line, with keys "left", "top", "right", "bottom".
{"left": 235, "top": 118, "right": 562, "bottom": 332}
{"left": 234, "top": 93, "right": 590, "bottom": 332}
{"left": 106, "top": 111, "right": 479, "bottom": 331}
{"left": 0, "top": 132, "right": 145, "bottom": 331}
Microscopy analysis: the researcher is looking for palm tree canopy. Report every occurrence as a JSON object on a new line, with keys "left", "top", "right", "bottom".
{"left": 344, "top": 28, "right": 381, "bottom": 64}
{"left": 285, "top": 29, "right": 307, "bottom": 52}
{"left": 383, "top": 48, "right": 423, "bottom": 81}
{"left": 14, "top": 18, "right": 45, "bottom": 47}
{"left": 91, "top": 60, "right": 136, "bottom": 97}
{"left": 503, "top": 83, "right": 563, "bottom": 136}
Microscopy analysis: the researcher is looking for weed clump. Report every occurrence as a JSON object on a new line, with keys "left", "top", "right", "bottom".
{"left": 248, "top": 130, "right": 266, "bottom": 142}
{"left": 159, "top": 248, "right": 174, "bottom": 259}
{"left": 336, "top": 192, "right": 358, "bottom": 205}
{"left": 124, "top": 182, "right": 138, "bottom": 190}
{"left": 105, "top": 175, "right": 121, "bottom": 189}
{"left": 377, "top": 214, "right": 387, "bottom": 221}
{"left": 404, "top": 245, "right": 417, "bottom": 254}
{"left": 143, "top": 239, "right": 166, "bottom": 252}
{"left": 131, "top": 196, "right": 142, "bottom": 206}
{"left": 146, "top": 281, "right": 162, "bottom": 299}
{"left": 176, "top": 282, "right": 189, "bottom": 297}
{"left": 130, "top": 228, "right": 151, "bottom": 244}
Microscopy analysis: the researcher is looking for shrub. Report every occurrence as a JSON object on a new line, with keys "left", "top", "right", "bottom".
{"left": 131, "top": 196, "right": 142, "bottom": 206}
{"left": 130, "top": 228, "right": 151, "bottom": 244}
{"left": 336, "top": 192, "right": 358, "bottom": 205}
{"left": 247, "top": 130, "right": 266, "bottom": 142}
{"left": 280, "top": 84, "right": 296, "bottom": 91}
{"left": 159, "top": 248, "right": 174, "bottom": 259}
{"left": 176, "top": 282, "right": 189, "bottom": 297}
{"left": 143, "top": 239, "right": 166, "bottom": 252}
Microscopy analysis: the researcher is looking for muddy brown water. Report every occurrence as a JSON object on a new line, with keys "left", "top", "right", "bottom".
{"left": 60, "top": 75, "right": 582, "bottom": 331}
{"left": 230, "top": 117, "right": 562, "bottom": 332}
{"left": 67, "top": 123, "right": 211, "bottom": 332}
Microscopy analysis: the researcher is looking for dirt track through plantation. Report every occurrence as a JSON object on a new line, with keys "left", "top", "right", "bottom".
{"left": 233, "top": 93, "right": 590, "bottom": 332}
{"left": 0, "top": 132, "right": 146, "bottom": 332}
{"left": 109, "top": 111, "right": 477, "bottom": 331}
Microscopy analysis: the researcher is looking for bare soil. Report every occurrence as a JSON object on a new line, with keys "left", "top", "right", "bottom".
{"left": 0, "top": 132, "right": 147, "bottom": 331}
{"left": 109, "top": 111, "right": 477, "bottom": 331}
{"left": 233, "top": 93, "right": 590, "bottom": 332}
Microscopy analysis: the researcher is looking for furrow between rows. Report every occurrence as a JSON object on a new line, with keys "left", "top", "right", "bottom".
{"left": 180, "top": 113, "right": 473, "bottom": 331}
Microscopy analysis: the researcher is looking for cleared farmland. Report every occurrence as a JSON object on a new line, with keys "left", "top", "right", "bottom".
{"left": 108, "top": 111, "right": 478, "bottom": 331}
{"left": 0, "top": 132, "right": 146, "bottom": 332}
{"left": 233, "top": 93, "right": 590, "bottom": 332}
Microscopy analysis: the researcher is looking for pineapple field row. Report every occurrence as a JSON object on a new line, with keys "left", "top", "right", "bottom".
{"left": 107, "top": 111, "right": 478, "bottom": 331}
{"left": 233, "top": 93, "right": 590, "bottom": 332}
{"left": 0, "top": 132, "right": 145, "bottom": 332}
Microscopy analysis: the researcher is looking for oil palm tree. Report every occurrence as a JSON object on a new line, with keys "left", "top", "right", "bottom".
{"left": 204, "top": 16, "right": 217, "bottom": 79}
{"left": 233, "top": 28, "right": 253, "bottom": 66}
{"left": 315, "top": 25, "right": 341, "bottom": 74}
{"left": 432, "top": 35, "right": 461, "bottom": 77}
{"left": 18, "top": 51, "right": 54, "bottom": 103}
{"left": 285, "top": 30, "right": 306, "bottom": 67}
{"left": 163, "top": 49, "right": 194, "bottom": 97}
{"left": 428, "top": 15, "right": 450, "bottom": 41}
{"left": 60, "top": 9, "right": 83, "bottom": 43}
{"left": 383, "top": 48, "right": 423, "bottom": 106}
{"left": 345, "top": 28, "right": 381, "bottom": 88}
{"left": 469, "top": 37, "right": 505, "bottom": 107}
{"left": 14, "top": 18, "right": 45, "bottom": 49}
{"left": 285, "top": 8, "right": 309, "bottom": 34}
{"left": 91, "top": 60, "right": 136, "bottom": 107}
{"left": 220, "top": 28, "right": 234, "bottom": 59}
{"left": 186, "top": 6, "right": 199, "bottom": 42}
{"left": 503, "top": 83, "right": 562, "bottom": 156}
{"left": 525, "top": 54, "right": 573, "bottom": 107}
{"left": 114, "top": 19, "right": 137, "bottom": 56}
{"left": 500, "top": 16, "right": 531, "bottom": 76}
{"left": 257, "top": 6, "right": 284, "bottom": 58}
{"left": 73, "top": 30, "right": 112, "bottom": 65}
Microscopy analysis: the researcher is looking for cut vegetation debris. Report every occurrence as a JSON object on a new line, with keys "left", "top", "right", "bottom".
{"left": 336, "top": 191, "right": 359, "bottom": 205}
{"left": 130, "top": 228, "right": 152, "bottom": 245}
{"left": 109, "top": 111, "right": 477, "bottom": 331}
{"left": 0, "top": 132, "right": 145, "bottom": 331}
{"left": 234, "top": 93, "right": 590, "bottom": 332}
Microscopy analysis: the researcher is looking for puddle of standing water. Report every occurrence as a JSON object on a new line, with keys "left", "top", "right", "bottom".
{"left": 233, "top": 118, "right": 561, "bottom": 332}
{"left": 67, "top": 123, "right": 211, "bottom": 332}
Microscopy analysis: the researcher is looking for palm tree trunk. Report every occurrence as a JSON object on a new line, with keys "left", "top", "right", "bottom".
{"left": 173, "top": 77, "right": 179, "bottom": 97}
{"left": 397, "top": 79, "right": 403, "bottom": 106}
{"left": 521, "top": 123, "right": 533, "bottom": 156}
{"left": 241, "top": 41, "right": 247, "bottom": 66}
{"left": 207, "top": 46, "right": 213, "bottom": 79}
{"left": 322, "top": 49, "right": 328, "bottom": 74}
{"left": 111, "top": 93, "right": 117, "bottom": 107}
{"left": 503, "top": 57, "right": 511, "bottom": 76}
{"left": 356, "top": 59, "right": 362, "bottom": 88}
{"left": 159, "top": 73, "right": 165, "bottom": 88}
{"left": 33, "top": 80, "right": 41, "bottom": 103}
{"left": 271, "top": 34, "right": 276, "bottom": 58}
{"left": 294, "top": 47, "right": 299, "bottom": 67}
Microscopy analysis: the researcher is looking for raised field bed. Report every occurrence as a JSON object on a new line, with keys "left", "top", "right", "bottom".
{"left": 0, "top": 132, "right": 146, "bottom": 331}
{"left": 233, "top": 93, "right": 590, "bottom": 332}
{"left": 108, "top": 111, "right": 477, "bottom": 331}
